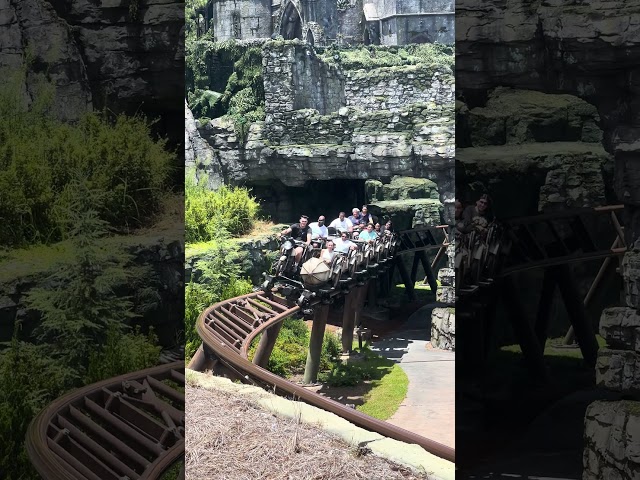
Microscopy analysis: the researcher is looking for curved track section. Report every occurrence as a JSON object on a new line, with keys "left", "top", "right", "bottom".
{"left": 26, "top": 361, "right": 185, "bottom": 480}
{"left": 196, "top": 291, "right": 455, "bottom": 463}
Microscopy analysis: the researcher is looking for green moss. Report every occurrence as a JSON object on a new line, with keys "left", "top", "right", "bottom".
{"left": 318, "top": 44, "right": 453, "bottom": 71}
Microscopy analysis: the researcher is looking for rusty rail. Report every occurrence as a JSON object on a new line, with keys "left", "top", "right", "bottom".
{"left": 26, "top": 361, "right": 185, "bottom": 480}
{"left": 195, "top": 290, "right": 455, "bottom": 463}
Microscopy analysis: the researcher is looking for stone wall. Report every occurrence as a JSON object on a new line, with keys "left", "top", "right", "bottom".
{"left": 263, "top": 43, "right": 454, "bottom": 119}
{"left": 212, "top": 0, "right": 271, "bottom": 41}
{"left": 583, "top": 401, "right": 640, "bottom": 480}
{"left": 345, "top": 64, "right": 453, "bottom": 113}
{"left": 457, "top": 89, "right": 611, "bottom": 219}
{"left": 584, "top": 181, "right": 640, "bottom": 480}
{"left": 263, "top": 41, "right": 346, "bottom": 116}
{"left": 380, "top": 13, "right": 454, "bottom": 45}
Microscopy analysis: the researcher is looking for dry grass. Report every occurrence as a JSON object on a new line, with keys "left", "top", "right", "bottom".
{"left": 186, "top": 384, "right": 432, "bottom": 480}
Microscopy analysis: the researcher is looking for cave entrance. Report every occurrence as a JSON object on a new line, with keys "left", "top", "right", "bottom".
{"left": 280, "top": 2, "right": 303, "bottom": 40}
{"left": 248, "top": 179, "right": 366, "bottom": 224}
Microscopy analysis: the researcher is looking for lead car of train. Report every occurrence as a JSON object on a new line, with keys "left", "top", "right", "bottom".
{"left": 261, "top": 229, "right": 400, "bottom": 307}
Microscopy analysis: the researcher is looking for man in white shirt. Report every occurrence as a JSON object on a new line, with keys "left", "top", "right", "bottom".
{"left": 329, "top": 211, "right": 353, "bottom": 234}
{"left": 334, "top": 231, "right": 357, "bottom": 254}
{"left": 309, "top": 215, "right": 329, "bottom": 239}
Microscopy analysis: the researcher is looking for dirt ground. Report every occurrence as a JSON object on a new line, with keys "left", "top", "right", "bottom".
{"left": 185, "top": 383, "right": 434, "bottom": 480}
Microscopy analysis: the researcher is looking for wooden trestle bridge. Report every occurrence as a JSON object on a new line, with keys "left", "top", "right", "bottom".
{"left": 456, "top": 204, "right": 627, "bottom": 379}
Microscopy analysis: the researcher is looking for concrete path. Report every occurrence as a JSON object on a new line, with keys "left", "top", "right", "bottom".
{"left": 370, "top": 304, "right": 455, "bottom": 449}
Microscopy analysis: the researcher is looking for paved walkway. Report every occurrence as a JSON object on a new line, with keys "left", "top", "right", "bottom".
{"left": 370, "top": 304, "right": 455, "bottom": 449}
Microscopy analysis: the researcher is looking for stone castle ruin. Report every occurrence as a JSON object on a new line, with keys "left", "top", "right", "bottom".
{"left": 193, "top": 0, "right": 454, "bottom": 46}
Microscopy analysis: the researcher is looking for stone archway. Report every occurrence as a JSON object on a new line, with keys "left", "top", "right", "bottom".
{"left": 409, "top": 32, "right": 432, "bottom": 44}
{"left": 280, "top": 1, "right": 303, "bottom": 40}
{"left": 306, "top": 29, "right": 315, "bottom": 46}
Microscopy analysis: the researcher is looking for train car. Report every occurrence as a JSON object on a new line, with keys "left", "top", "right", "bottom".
{"left": 262, "top": 232, "right": 399, "bottom": 307}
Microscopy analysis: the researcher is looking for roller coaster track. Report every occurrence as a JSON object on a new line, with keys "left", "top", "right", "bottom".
{"left": 26, "top": 361, "right": 185, "bottom": 480}
{"left": 25, "top": 227, "right": 452, "bottom": 479}
{"left": 195, "top": 289, "right": 456, "bottom": 463}
{"left": 192, "top": 227, "right": 455, "bottom": 463}
{"left": 457, "top": 205, "right": 627, "bottom": 296}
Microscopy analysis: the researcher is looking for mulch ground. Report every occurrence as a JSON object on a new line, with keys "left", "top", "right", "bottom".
{"left": 185, "top": 383, "right": 433, "bottom": 480}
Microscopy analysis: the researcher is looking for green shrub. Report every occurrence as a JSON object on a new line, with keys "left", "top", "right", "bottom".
{"left": 184, "top": 238, "right": 253, "bottom": 361}
{"left": 185, "top": 182, "right": 260, "bottom": 242}
{"left": 264, "top": 318, "right": 310, "bottom": 377}
{"left": 86, "top": 325, "right": 161, "bottom": 383}
{"left": 0, "top": 91, "right": 172, "bottom": 246}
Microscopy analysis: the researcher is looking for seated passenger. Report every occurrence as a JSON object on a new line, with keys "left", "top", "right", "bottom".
{"left": 383, "top": 220, "right": 394, "bottom": 234}
{"left": 348, "top": 208, "right": 364, "bottom": 230}
{"left": 278, "top": 214, "right": 312, "bottom": 265}
{"left": 320, "top": 239, "right": 337, "bottom": 264}
{"left": 309, "top": 215, "right": 328, "bottom": 239}
{"left": 361, "top": 205, "right": 378, "bottom": 226}
{"left": 329, "top": 211, "right": 354, "bottom": 234}
{"left": 374, "top": 222, "right": 382, "bottom": 234}
{"left": 358, "top": 223, "right": 378, "bottom": 242}
{"left": 334, "top": 231, "right": 357, "bottom": 254}
{"left": 461, "top": 193, "right": 493, "bottom": 234}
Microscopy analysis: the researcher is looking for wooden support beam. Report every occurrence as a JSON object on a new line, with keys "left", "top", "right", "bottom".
{"left": 303, "top": 304, "right": 330, "bottom": 384}
{"left": 367, "top": 278, "right": 377, "bottom": 307}
{"left": 563, "top": 237, "right": 620, "bottom": 344}
{"left": 410, "top": 252, "right": 421, "bottom": 285}
{"left": 396, "top": 256, "right": 416, "bottom": 302}
{"left": 502, "top": 277, "right": 548, "bottom": 381}
{"left": 555, "top": 264, "right": 599, "bottom": 367}
{"left": 187, "top": 343, "right": 216, "bottom": 371}
{"left": 354, "top": 283, "right": 369, "bottom": 329}
{"left": 534, "top": 269, "right": 556, "bottom": 350}
{"left": 418, "top": 250, "right": 438, "bottom": 294}
{"left": 387, "top": 261, "right": 396, "bottom": 291}
{"left": 430, "top": 245, "right": 446, "bottom": 271}
{"left": 252, "top": 321, "right": 284, "bottom": 368}
{"left": 341, "top": 289, "right": 357, "bottom": 354}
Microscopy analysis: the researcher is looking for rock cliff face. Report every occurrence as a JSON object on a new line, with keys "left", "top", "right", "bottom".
{"left": 189, "top": 41, "right": 455, "bottom": 223}
{"left": 457, "top": 0, "right": 640, "bottom": 151}
{"left": 457, "top": 88, "right": 611, "bottom": 217}
{"left": 0, "top": 0, "right": 183, "bottom": 130}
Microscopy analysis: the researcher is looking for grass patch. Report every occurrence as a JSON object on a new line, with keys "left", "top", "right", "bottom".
{"left": 320, "top": 344, "right": 408, "bottom": 421}
{"left": 501, "top": 335, "right": 607, "bottom": 359}
{"left": 388, "top": 282, "right": 434, "bottom": 304}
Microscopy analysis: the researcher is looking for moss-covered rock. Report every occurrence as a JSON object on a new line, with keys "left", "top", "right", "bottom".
{"left": 369, "top": 199, "right": 443, "bottom": 230}
{"left": 469, "top": 88, "right": 602, "bottom": 146}
{"left": 382, "top": 176, "right": 439, "bottom": 201}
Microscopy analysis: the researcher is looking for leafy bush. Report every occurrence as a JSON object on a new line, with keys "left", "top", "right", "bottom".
{"left": 184, "top": 238, "right": 253, "bottom": 360}
{"left": 86, "top": 325, "right": 161, "bottom": 383}
{"left": 185, "top": 181, "right": 260, "bottom": 242}
{"left": 247, "top": 321, "right": 343, "bottom": 379}
{"left": 0, "top": 90, "right": 173, "bottom": 246}
{"left": 254, "top": 318, "right": 310, "bottom": 377}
